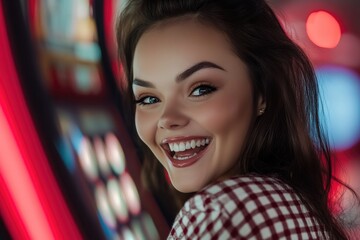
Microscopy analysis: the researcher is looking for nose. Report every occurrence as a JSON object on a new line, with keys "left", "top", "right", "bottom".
{"left": 157, "top": 102, "right": 189, "bottom": 130}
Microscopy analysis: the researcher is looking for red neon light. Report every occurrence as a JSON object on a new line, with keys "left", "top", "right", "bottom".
{"left": 0, "top": 107, "right": 55, "bottom": 239}
{"left": 104, "top": 0, "right": 113, "bottom": 51}
{"left": 306, "top": 10, "right": 341, "bottom": 49}
{"left": 104, "top": 0, "right": 121, "bottom": 83}
{"left": 28, "top": 0, "right": 37, "bottom": 34}
{"left": 0, "top": 3, "right": 81, "bottom": 239}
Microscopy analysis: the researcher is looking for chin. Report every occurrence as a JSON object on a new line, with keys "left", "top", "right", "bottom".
{"left": 172, "top": 184, "right": 196, "bottom": 193}
{"left": 170, "top": 175, "right": 208, "bottom": 193}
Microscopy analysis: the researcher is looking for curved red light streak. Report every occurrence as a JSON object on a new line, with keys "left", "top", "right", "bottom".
{"left": 0, "top": 2, "right": 81, "bottom": 239}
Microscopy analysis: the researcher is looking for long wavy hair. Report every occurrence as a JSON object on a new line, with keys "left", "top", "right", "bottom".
{"left": 117, "top": 0, "right": 349, "bottom": 238}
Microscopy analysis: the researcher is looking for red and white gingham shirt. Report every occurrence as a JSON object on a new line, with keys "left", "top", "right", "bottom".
{"left": 168, "top": 174, "right": 328, "bottom": 239}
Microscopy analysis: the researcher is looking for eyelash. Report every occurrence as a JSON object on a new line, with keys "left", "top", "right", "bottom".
{"left": 134, "top": 83, "right": 217, "bottom": 106}
{"left": 135, "top": 96, "right": 159, "bottom": 106}
{"left": 190, "top": 83, "right": 217, "bottom": 97}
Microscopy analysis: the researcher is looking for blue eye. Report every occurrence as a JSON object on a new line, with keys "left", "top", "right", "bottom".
{"left": 191, "top": 84, "right": 216, "bottom": 97}
{"left": 135, "top": 96, "right": 159, "bottom": 105}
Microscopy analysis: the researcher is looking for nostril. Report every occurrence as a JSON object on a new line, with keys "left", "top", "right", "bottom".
{"left": 169, "top": 123, "right": 182, "bottom": 129}
{"left": 158, "top": 117, "right": 189, "bottom": 130}
{"left": 158, "top": 105, "right": 189, "bottom": 130}
{"left": 158, "top": 119, "right": 181, "bottom": 129}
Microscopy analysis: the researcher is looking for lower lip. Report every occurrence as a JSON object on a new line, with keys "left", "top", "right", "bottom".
{"left": 168, "top": 145, "right": 210, "bottom": 168}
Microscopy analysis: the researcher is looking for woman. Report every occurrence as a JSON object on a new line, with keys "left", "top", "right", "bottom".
{"left": 117, "top": 0, "right": 349, "bottom": 239}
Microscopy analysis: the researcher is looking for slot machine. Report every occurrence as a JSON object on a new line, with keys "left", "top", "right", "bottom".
{"left": 1, "top": 0, "right": 170, "bottom": 239}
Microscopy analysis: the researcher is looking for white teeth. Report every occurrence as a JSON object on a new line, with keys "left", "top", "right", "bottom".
{"left": 173, "top": 143, "right": 179, "bottom": 152}
{"left": 191, "top": 140, "right": 196, "bottom": 149}
{"left": 169, "top": 143, "right": 174, "bottom": 152}
{"left": 179, "top": 142, "right": 186, "bottom": 151}
{"left": 173, "top": 153, "right": 197, "bottom": 160}
{"left": 168, "top": 138, "right": 210, "bottom": 153}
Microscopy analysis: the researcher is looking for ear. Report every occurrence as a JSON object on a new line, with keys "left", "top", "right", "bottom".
{"left": 257, "top": 95, "right": 266, "bottom": 116}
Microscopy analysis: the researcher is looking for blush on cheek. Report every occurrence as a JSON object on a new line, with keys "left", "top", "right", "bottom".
{"left": 197, "top": 96, "right": 251, "bottom": 133}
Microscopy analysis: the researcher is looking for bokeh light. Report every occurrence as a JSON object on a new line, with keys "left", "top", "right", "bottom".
{"left": 78, "top": 136, "right": 99, "bottom": 181}
{"left": 107, "top": 177, "right": 129, "bottom": 222}
{"left": 316, "top": 66, "right": 360, "bottom": 150}
{"left": 105, "top": 133, "right": 126, "bottom": 175}
{"left": 306, "top": 11, "right": 341, "bottom": 48}
{"left": 120, "top": 172, "right": 141, "bottom": 216}
{"left": 94, "top": 182, "right": 117, "bottom": 229}
{"left": 94, "top": 137, "right": 111, "bottom": 177}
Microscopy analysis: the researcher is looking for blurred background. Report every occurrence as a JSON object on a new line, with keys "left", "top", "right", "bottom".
{"left": 0, "top": 0, "right": 359, "bottom": 239}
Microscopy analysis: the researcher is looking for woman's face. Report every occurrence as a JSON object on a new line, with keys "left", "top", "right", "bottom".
{"left": 132, "top": 18, "right": 263, "bottom": 192}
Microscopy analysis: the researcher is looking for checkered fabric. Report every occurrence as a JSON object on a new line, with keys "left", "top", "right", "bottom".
{"left": 168, "top": 175, "right": 328, "bottom": 240}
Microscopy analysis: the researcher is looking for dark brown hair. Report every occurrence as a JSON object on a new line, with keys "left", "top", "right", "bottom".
{"left": 117, "top": 0, "right": 349, "bottom": 238}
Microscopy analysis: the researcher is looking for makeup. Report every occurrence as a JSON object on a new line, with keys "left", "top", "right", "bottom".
{"left": 161, "top": 136, "right": 212, "bottom": 168}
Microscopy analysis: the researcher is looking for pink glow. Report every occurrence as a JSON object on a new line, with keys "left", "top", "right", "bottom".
{"left": 0, "top": 107, "right": 55, "bottom": 240}
{"left": 306, "top": 11, "right": 341, "bottom": 49}
{"left": 0, "top": 3, "right": 81, "bottom": 239}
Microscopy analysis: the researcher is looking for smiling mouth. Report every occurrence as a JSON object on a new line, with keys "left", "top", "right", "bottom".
{"left": 161, "top": 137, "right": 211, "bottom": 167}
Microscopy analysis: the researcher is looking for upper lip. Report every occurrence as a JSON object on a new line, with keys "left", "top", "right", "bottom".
{"left": 160, "top": 136, "right": 210, "bottom": 144}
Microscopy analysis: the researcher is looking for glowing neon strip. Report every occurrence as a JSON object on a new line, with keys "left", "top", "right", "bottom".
{"left": 0, "top": 3, "right": 81, "bottom": 239}
{"left": 0, "top": 106, "right": 55, "bottom": 239}
{"left": 28, "top": 0, "right": 37, "bottom": 35}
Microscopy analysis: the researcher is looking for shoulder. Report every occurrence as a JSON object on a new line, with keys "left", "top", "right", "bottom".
{"left": 203, "top": 174, "right": 302, "bottom": 215}
{"left": 168, "top": 174, "right": 327, "bottom": 239}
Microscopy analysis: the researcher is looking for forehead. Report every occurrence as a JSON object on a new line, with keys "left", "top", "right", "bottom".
{"left": 132, "top": 18, "right": 238, "bottom": 80}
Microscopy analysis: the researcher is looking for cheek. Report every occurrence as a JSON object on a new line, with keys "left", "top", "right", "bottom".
{"left": 195, "top": 93, "right": 253, "bottom": 133}
{"left": 135, "top": 110, "right": 156, "bottom": 145}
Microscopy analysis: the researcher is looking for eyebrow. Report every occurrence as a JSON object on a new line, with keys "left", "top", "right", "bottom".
{"left": 133, "top": 61, "right": 225, "bottom": 88}
{"left": 133, "top": 78, "right": 155, "bottom": 88}
{"left": 176, "top": 61, "right": 225, "bottom": 82}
